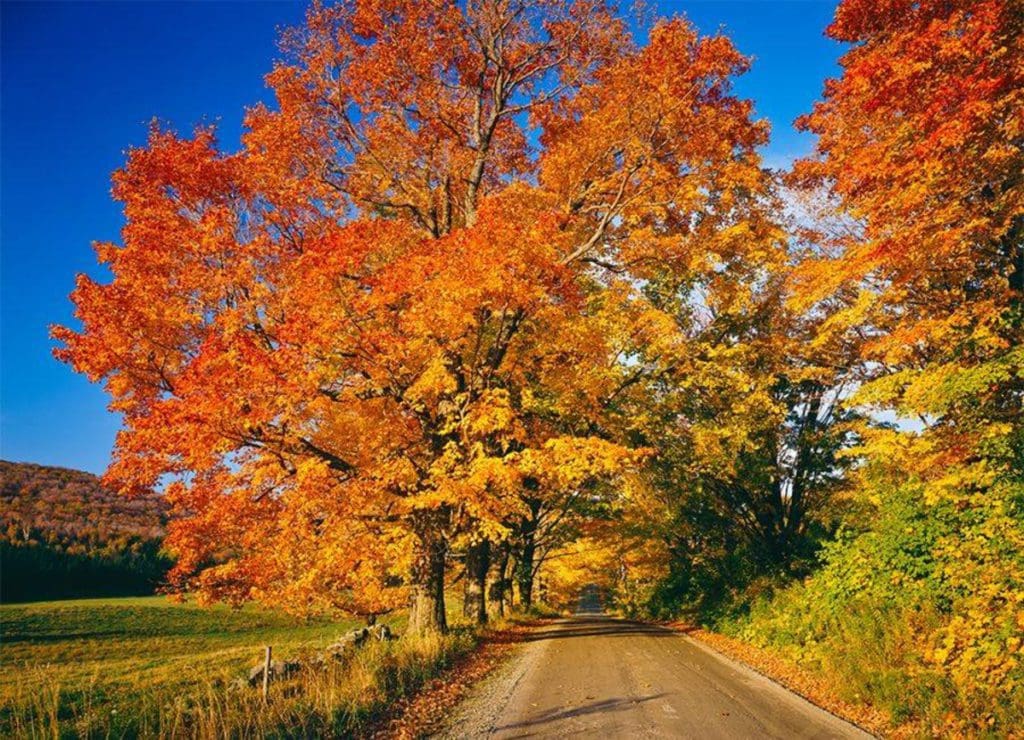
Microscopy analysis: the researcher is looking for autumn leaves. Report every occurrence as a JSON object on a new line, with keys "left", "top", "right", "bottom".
{"left": 51, "top": 1, "right": 732, "bottom": 629}
{"left": 54, "top": 8, "right": 1022, "bottom": 711}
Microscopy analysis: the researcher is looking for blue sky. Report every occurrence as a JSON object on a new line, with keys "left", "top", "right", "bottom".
{"left": 1, "top": 1, "right": 842, "bottom": 475}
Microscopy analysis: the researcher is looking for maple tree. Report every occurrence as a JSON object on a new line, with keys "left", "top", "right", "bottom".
{"left": 40, "top": 0, "right": 1024, "bottom": 729}
{"left": 540, "top": 195, "right": 867, "bottom": 614}
{"left": 793, "top": 0, "right": 1023, "bottom": 441}
{"left": 55, "top": 1, "right": 771, "bottom": 635}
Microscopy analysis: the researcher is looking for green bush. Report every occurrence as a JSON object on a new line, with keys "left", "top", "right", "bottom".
{"left": 719, "top": 475, "right": 1024, "bottom": 735}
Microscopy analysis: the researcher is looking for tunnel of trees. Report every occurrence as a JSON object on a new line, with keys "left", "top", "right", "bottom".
{"left": 51, "top": 0, "right": 1022, "bottom": 733}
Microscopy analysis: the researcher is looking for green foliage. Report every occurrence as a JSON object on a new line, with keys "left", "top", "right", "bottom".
{"left": 624, "top": 482, "right": 838, "bottom": 624}
{"left": 717, "top": 471, "right": 1024, "bottom": 735}
{"left": 1, "top": 539, "right": 172, "bottom": 603}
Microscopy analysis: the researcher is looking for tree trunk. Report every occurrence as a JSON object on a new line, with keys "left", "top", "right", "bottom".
{"left": 516, "top": 540, "right": 540, "bottom": 605}
{"left": 487, "top": 544, "right": 510, "bottom": 619}
{"left": 462, "top": 539, "right": 490, "bottom": 625}
{"left": 516, "top": 547, "right": 535, "bottom": 609}
{"left": 408, "top": 538, "right": 448, "bottom": 636}
{"left": 515, "top": 499, "right": 541, "bottom": 609}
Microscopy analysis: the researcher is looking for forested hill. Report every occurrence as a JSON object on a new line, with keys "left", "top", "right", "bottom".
{"left": 0, "top": 460, "right": 171, "bottom": 602}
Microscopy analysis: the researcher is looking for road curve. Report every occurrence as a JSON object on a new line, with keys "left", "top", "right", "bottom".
{"left": 437, "top": 616, "right": 873, "bottom": 739}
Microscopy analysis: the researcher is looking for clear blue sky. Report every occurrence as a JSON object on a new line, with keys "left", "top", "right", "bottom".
{"left": 1, "top": 1, "right": 842, "bottom": 475}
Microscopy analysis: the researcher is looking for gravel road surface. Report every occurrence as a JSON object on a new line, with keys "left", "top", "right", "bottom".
{"left": 436, "top": 616, "right": 873, "bottom": 739}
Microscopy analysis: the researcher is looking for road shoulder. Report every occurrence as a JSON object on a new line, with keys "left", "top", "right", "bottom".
{"left": 676, "top": 625, "right": 893, "bottom": 738}
{"left": 433, "top": 624, "right": 548, "bottom": 739}
{"left": 369, "top": 620, "right": 539, "bottom": 739}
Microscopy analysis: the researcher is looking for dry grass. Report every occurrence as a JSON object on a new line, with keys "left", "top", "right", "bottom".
{"left": 0, "top": 595, "right": 481, "bottom": 738}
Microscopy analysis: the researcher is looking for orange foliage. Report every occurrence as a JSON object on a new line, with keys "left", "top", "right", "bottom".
{"left": 792, "top": 0, "right": 1023, "bottom": 428}
{"left": 54, "top": 1, "right": 768, "bottom": 632}
{"left": 780, "top": 1, "right": 1024, "bottom": 730}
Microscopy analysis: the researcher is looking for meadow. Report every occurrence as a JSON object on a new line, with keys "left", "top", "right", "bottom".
{"left": 0, "top": 595, "right": 477, "bottom": 738}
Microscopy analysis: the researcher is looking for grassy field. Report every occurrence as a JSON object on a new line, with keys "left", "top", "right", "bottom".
{"left": 0, "top": 595, "right": 476, "bottom": 738}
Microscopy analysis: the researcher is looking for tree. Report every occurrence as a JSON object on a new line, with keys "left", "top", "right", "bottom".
{"left": 792, "top": 0, "right": 1023, "bottom": 447}
{"left": 785, "top": 0, "right": 1024, "bottom": 724}
{"left": 55, "top": 1, "right": 775, "bottom": 634}
{"left": 604, "top": 203, "right": 865, "bottom": 614}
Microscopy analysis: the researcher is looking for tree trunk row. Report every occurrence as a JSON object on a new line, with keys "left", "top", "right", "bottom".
{"left": 408, "top": 506, "right": 545, "bottom": 636}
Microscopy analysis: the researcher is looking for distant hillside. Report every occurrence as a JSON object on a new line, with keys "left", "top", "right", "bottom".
{"left": 0, "top": 461, "right": 172, "bottom": 602}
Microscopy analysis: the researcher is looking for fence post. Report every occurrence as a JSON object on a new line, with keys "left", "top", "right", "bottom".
{"left": 262, "top": 645, "right": 272, "bottom": 701}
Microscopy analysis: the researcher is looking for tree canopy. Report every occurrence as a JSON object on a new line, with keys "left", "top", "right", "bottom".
{"left": 56, "top": 0, "right": 776, "bottom": 634}
{"left": 55, "top": 0, "right": 1023, "bottom": 732}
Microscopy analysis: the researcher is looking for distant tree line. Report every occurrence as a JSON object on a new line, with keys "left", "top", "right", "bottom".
{"left": 0, "top": 461, "right": 171, "bottom": 602}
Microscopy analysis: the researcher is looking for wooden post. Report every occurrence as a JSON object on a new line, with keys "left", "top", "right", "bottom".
{"left": 262, "top": 645, "right": 272, "bottom": 701}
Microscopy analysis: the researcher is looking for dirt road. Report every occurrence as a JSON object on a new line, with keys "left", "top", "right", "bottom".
{"left": 438, "top": 616, "right": 873, "bottom": 739}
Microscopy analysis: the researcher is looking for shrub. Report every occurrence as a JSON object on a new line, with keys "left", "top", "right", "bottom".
{"left": 721, "top": 474, "right": 1024, "bottom": 735}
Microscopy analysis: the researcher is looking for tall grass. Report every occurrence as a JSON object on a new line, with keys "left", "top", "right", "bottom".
{"left": 717, "top": 574, "right": 1024, "bottom": 735}
{"left": 1, "top": 596, "right": 479, "bottom": 738}
{"left": 4, "top": 627, "right": 476, "bottom": 738}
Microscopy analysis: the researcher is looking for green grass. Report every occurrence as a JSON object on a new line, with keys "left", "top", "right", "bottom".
{"left": 2, "top": 596, "right": 359, "bottom": 697}
{"left": 0, "top": 595, "right": 477, "bottom": 738}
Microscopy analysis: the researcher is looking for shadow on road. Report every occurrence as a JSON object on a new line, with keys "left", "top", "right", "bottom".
{"left": 493, "top": 693, "right": 669, "bottom": 732}
{"left": 520, "top": 616, "right": 675, "bottom": 642}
